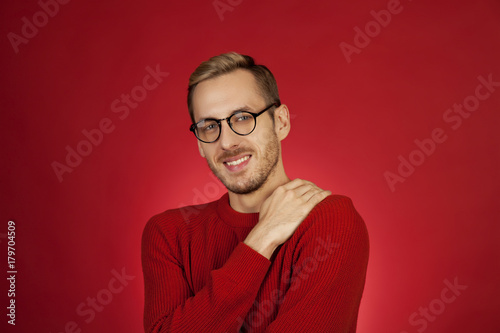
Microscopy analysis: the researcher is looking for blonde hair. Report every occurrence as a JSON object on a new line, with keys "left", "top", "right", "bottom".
{"left": 187, "top": 52, "right": 280, "bottom": 122}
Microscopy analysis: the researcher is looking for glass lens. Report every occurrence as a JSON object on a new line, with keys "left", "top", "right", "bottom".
{"left": 230, "top": 112, "right": 255, "bottom": 135}
{"left": 196, "top": 120, "right": 220, "bottom": 142}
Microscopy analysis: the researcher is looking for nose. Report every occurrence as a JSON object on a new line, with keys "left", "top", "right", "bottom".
{"left": 218, "top": 120, "right": 241, "bottom": 150}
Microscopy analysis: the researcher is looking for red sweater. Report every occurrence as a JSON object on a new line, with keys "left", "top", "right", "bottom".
{"left": 141, "top": 193, "right": 369, "bottom": 333}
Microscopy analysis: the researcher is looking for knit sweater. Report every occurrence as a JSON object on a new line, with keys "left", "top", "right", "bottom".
{"left": 141, "top": 193, "right": 369, "bottom": 333}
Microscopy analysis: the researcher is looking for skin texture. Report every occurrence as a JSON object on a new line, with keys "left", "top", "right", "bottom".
{"left": 204, "top": 119, "right": 281, "bottom": 195}
{"left": 192, "top": 69, "right": 331, "bottom": 259}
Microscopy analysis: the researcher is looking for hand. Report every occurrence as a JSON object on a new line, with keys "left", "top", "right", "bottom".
{"left": 244, "top": 179, "right": 331, "bottom": 259}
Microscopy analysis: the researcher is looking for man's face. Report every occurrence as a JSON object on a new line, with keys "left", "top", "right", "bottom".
{"left": 192, "top": 69, "right": 280, "bottom": 195}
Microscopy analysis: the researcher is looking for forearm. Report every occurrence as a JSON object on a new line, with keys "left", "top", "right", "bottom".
{"left": 144, "top": 242, "right": 271, "bottom": 333}
{"left": 243, "top": 227, "right": 277, "bottom": 260}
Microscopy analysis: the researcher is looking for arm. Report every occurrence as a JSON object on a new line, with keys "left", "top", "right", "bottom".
{"left": 141, "top": 216, "right": 271, "bottom": 333}
{"left": 265, "top": 196, "right": 369, "bottom": 332}
{"left": 142, "top": 179, "right": 333, "bottom": 332}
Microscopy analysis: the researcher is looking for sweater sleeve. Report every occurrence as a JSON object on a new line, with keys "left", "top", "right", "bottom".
{"left": 141, "top": 213, "right": 271, "bottom": 333}
{"left": 265, "top": 196, "right": 369, "bottom": 333}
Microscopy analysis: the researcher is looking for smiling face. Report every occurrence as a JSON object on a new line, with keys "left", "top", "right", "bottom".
{"left": 192, "top": 69, "right": 283, "bottom": 195}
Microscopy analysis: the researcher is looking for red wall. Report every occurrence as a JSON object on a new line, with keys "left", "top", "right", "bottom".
{"left": 1, "top": 0, "right": 499, "bottom": 332}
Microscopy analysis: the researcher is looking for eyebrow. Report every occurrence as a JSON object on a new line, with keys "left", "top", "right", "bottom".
{"left": 197, "top": 105, "right": 253, "bottom": 122}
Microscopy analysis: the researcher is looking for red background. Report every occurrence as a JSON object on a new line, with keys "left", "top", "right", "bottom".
{"left": 1, "top": 0, "right": 499, "bottom": 332}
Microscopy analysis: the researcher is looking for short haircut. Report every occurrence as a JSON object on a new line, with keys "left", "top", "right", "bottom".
{"left": 187, "top": 52, "right": 280, "bottom": 123}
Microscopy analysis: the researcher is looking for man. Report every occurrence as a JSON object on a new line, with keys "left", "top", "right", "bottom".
{"left": 142, "top": 52, "right": 369, "bottom": 332}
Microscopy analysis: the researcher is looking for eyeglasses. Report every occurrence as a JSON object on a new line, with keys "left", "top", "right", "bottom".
{"left": 189, "top": 102, "right": 280, "bottom": 143}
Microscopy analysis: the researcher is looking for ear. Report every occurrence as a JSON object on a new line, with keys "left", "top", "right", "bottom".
{"left": 274, "top": 104, "right": 291, "bottom": 141}
{"left": 197, "top": 140, "right": 206, "bottom": 158}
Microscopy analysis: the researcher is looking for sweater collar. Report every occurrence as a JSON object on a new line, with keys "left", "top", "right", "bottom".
{"left": 216, "top": 192, "right": 260, "bottom": 228}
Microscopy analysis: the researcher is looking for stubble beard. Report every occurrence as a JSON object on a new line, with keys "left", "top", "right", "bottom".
{"left": 206, "top": 131, "right": 280, "bottom": 195}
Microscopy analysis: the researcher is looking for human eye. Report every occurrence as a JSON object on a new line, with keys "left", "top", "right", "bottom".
{"left": 234, "top": 113, "right": 252, "bottom": 122}
{"left": 200, "top": 121, "right": 218, "bottom": 132}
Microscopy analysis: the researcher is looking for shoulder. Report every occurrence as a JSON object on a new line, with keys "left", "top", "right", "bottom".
{"left": 296, "top": 194, "right": 368, "bottom": 246}
{"left": 142, "top": 208, "right": 182, "bottom": 242}
{"left": 141, "top": 198, "right": 220, "bottom": 249}
{"left": 289, "top": 194, "right": 369, "bottom": 268}
{"left": 310, "top": 195, "right": 364, "bottom": 226}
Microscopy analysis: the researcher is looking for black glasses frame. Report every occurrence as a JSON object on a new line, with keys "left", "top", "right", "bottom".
{"left": 189, "top": 102, "right": 280, "bottom": 143}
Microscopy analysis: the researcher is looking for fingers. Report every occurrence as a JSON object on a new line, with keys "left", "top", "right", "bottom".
{"left": 281, "top": 178, "right": 331, "bottom": 203}
{"left": 256, "top": 179, "right": 332, "bottom": 251}
{"left": 293, "top": 183, "right": 317, "bottom": 197}
{"left": 281, "top": 178, "right": 309, "bottom": 190}
{"left": 281, "top": 178, "right": 316, "bottom": 192}
{"left": 305, "top": 189, "right": 331, "bottom": 205}
{"left": 300, "top": 185, "right": 330, "bottom": 203}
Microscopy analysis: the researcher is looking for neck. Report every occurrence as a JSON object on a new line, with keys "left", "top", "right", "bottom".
{"left": 227, "top": 161, "right": 290, "bottom": 213}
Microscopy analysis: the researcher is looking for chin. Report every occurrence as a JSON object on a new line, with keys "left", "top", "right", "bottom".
{"left": 227, "top": 173, "right": 271, "bottom": 195}
{"left": 223, "top": 178, "right": 255, "bottom": 195}
{"left": 208, "top": 156, "right": 273, "bottom": 195}
{"left": 228, "top": 185, "right": 261, "bottom": 195}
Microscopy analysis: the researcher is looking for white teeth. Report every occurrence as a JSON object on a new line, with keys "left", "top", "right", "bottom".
{"left": 226, "top": 156, "right": 250, "bottom": 166}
